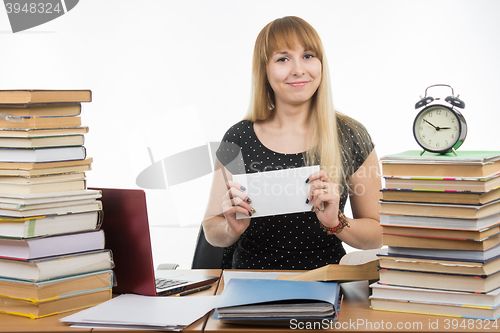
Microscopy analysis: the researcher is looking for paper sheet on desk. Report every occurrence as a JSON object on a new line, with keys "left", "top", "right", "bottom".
{"left": 60, "top": 294, "right": 218, "bottom": 330}
{"left": 233, "top": 165, "right": 320, "bottom": 219}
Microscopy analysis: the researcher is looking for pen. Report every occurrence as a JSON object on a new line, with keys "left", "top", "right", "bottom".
{"left": 176, "top": 285, "right": 212, "bottom": 296}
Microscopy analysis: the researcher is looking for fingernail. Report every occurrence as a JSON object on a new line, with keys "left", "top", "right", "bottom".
{"left": 250, "top": 208, "right": 256, "bottom": 214}
{"left": 305, "top": 198, "right": 309, "bottom": 204}
{"left": 240, "top": 186, "right": 246, "bottom": 191}
{"left": 311, "top": 206, "right": 315, "bottom": 212}
{"left": 316, "top": 207, "right": 320, "bottom": 212}
{"left": 248, "top": 211, "right": 252, "bottom": 217}
{"left": 246, "top": 198, "right": 252, "bottom": 203}
{"left": 305, "top": 178, "right": 309, "bottom": 184}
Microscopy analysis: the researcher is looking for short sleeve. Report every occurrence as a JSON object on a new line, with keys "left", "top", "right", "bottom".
{"left": 216, "top": 121, "right": 248, "bottom": 175}
{"left": 337, "top": 115, "right": 375, "bottom": 177}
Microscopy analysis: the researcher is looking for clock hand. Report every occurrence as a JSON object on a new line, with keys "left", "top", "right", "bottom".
{"left": 423, "top": 119, "right": 451, "bottom": 131}
{"left": 423, "top": 119, "right": 438, "bottom": 130}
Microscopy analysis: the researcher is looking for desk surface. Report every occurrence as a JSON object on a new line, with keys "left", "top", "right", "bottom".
{"left": 2, "top": 270, "right": 499, "bottom": 332}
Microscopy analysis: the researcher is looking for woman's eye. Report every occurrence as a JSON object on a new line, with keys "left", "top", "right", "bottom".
{"left": 277, "top": 57, "right": 288, "bottom": 62}
{"left": 304, "top": 54, "right": 315, "bottom": 59}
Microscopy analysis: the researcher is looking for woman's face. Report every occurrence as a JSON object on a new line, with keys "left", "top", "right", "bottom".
{"left": 266, "top": 41, "right": 322, "bottom": 110}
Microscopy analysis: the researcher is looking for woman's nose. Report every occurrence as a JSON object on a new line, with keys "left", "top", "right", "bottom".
{"left": 291, "top": 60, "right": 305, "bottom": 76}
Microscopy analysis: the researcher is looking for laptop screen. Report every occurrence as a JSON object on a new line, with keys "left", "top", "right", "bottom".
{"left": 91, "top": 188, "right": 158, "bottom": 296}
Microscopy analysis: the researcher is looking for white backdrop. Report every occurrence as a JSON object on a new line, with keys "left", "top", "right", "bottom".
{"left": 1, "top": 0, "right": 500, "bottom": 268}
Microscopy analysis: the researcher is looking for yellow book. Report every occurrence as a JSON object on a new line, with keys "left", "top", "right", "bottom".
{"left": 0, "top": 270, "right": 113, "bottom": 302}
{"left": 0, "top": 103, "right": 81, "bottom": 117}
{"left": 0, "top": 90, "right": 91, "bottom": 105}
{"left": 0, "top": 288, "right": 111, "bottom": 319}
{"left": 0, "top": 115, "right": 81, "bottom": 130}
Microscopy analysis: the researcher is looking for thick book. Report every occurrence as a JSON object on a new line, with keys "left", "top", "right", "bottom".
{"left": 387, "top": 243, "right": 500, "bottom": 262}
{"left": 0, "top": 189, "right": 101, "bottom": 207}
{"left": 0, "top": 126, "right": 89, "bottom": 138}
{"left": 377, "top": 252, "right": 500, "bottom": 276}
{"left": 0, "top": 90, "right": 92, "bottom": 105}
{"left": 0, "top": 288, "right": 111, "bottom": 319}
{"left": 0, "top": 270, "right": 113, "bottom": 302}
{"left": 214, "top": 279, "right": 340, "bottom": 321}
{"left": 370, "top": 297, "right": 500, "bottom": 320}
{"left": 0, "top": 229, "right": 105, "bottom": 260}
{"left": 379, "top": 200, "right": 500, "bottom": 219}
{"left": 384, "top": 174, "right": 500, "bottom": 192}
{"left": 382, "top": 233, "right": 500, "bottom": 251}
{"left": 0, "top": 163, "right": 91, "bottom": 177}
{"left": 370, "top": 282, "right": 500, "bottom": 308}
{"left": 0, "top": 179, "right": 86, "bottom": 194}
{"left": 0, "top": 249, "right": 113, "bottom": 281}
{"left": 0, "top": 201, "right": 101, "bottom": 218}
{"left": 380, "top": 212, "right": 500, "bottom": 230}
{"left": 380, "top": 150, "right": 500, "bottom": 178}
{"left": 0, "top": 134, "right": 84, "bottom": 148}
{"left": 0, "top": 198, "right": 101, "bottom": 218}
{"left": 0, "top": 115, "right": 82, "bottom": 130}
{"left": 0, "top": 210, "right": 102, "bottom": 239}
{"left": 277, "top": 249, "right": 380, "bottom": 282}
{"left": 0, "top": 103, "right": 81, "bottom": 117}
{"left": 381, "top": 224, "right": 500, "bottom": 241}
{"left": 0, "top": 198, "right": 98, "bottom": 213}
{"left": 0, "top": 157, "right": 92, "bottom": 176}
{"left": 0, "top": 146, "right": 86, "bottom": 163}
{"left": 381, "top": 187, "right": 500, "bottom": 205}
{"left": 0, "top": 171, "right": 85, "bottom": 184}
{"left": 381, "top": 150, "right": 500, "bottom": 164}
{"left": 379, "top": 267, "right": 500, "bottom": 293}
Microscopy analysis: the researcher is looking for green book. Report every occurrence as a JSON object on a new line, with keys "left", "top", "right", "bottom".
{"left": 381, "top": 150, "right": 500, "bottom": 164}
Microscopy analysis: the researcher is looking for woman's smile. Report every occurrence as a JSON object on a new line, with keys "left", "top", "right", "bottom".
{"left": 287, "top": 81, "right": 310, "bottom": 87}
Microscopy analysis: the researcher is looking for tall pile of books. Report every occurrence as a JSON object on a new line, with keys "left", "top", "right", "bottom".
{"left": 370, "top": 150, "right": 500, "bottom": 320}
{"left": 0, "top": 90, "right": 113, "bottom": 319}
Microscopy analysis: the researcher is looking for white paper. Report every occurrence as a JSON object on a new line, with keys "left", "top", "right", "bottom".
{"left": 233, "top": 165, "right": 320, "bottom": 219}
{"left": 61, "top": 294, "right": 218, "bottom": 328}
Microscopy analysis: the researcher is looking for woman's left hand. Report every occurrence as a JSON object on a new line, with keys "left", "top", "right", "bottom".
{"left": 306, "top": 170, "right": 340, "bottom": 229}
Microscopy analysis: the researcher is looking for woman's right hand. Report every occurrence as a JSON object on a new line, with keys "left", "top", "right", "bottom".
{"left": 222, "top": 180, "right": 253, "bottom": 237}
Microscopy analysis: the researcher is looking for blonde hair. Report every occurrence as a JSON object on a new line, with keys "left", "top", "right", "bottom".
{"left": 244, "top": 16, "right": 344, "bottom": 185}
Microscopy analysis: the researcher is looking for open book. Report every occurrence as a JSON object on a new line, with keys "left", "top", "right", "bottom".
{"left": 277, "top": 249, "right": 381, "bottom": 282}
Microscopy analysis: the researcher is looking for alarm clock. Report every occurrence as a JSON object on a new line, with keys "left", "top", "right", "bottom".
{"left": 413, "top": 84, "right": 467, "bottom": 155}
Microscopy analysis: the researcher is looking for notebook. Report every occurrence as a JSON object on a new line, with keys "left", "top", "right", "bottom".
{"left": 90, "top": 187, "right": 219, "bottom": 296}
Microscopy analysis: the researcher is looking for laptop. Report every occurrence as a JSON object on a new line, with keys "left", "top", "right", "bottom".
{"left": 90, "top": 187, "right": 219, "bottom": 296}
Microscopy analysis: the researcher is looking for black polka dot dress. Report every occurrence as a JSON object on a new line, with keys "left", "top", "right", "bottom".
{"left": 216, "top": 119, "right": 374, "bottom": 270}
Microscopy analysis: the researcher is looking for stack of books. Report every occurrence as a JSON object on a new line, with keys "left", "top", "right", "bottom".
{"left": 0, "top": 90, "right": 113, "bottom": 319}
{"left": 371, "top": 150, "right": 500, "bottom": 320}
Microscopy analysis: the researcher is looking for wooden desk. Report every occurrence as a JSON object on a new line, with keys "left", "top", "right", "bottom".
{"left": 204, "top": 276, "right": 500, "bottom": 332}
{"left": 0, "top": 311, "right": 91, "bottom": 333}
{"left": 0, "top": 269, "right": 221, "bottom": 333}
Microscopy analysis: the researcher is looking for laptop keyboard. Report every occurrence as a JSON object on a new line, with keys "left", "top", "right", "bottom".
{"left": 155, "top": 278, "right": 188, "bottom": 290}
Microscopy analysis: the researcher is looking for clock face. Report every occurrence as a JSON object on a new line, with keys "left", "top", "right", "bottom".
{"left": 413, "top": 105, "right": 461, "bottom": 153}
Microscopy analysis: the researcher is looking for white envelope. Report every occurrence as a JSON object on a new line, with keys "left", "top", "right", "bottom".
{"left": 233, "top": 165, "right": 320, "bottom": 219}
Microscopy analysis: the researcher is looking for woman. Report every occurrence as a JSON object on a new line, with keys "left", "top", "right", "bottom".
{"left": 203, "top": 16, "right": 382, "bottom": 270}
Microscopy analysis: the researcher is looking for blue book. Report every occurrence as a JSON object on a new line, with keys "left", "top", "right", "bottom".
{"left": 213, "top": 279, "right": 340, "bottom": 321}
